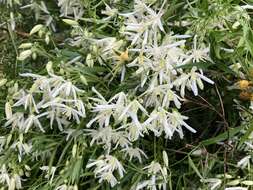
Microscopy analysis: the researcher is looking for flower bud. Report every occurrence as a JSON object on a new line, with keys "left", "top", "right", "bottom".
{"left": 62, "top": 19, "right": 79, "bottom": 26}
{"left": 162, "top": 150, "right": 168, "bottom": 167}
{"left": 80, "top": 75, "right": 88, "bottom": 85}
{"left": 241, "top": 180, "right": 253, "bottom": 186}
{"left": 0, "top": 79, "right": 7, "bottom": 87}
{"left": 72, "top": 144, "right": 77, "bottom": 158}
{"left": 18, "top": 43, "right": 33, "bottom": 49}
{"left": 18, "top": 50, "right": 32, "bottom": 61}
{"left": 5, "top": 102, "right": 12, "bottom": 120}
{"left": 30, "top": 24, "right": 43, "bottom": 35}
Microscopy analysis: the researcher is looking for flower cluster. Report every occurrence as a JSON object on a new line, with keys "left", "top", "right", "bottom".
{"left": 80, "top": 0, "right": 214, "bottom": 187}
{"left": 6, "top": 71, "right": 85, "bottom": 133}
{"left": 0, "top": 0, "right": 220, "bottom": 189}
{"left": 4, "top": 71, "right": 85, "bottom": 163}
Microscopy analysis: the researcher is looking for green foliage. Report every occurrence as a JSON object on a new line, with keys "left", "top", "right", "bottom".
{"left": 0, "top": 0, "right": 253, "bottom": 190}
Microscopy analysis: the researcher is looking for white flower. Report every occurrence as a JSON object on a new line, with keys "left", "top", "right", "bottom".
{"left": 40, "top": 166, "right": 56, "bottom": 184}
{"left": 201, "top": 178, "right": 222, "bottom": 190}
{"left": 58, "top": 0, "right": 84, "bottom": 19}
{"left": 85, "top": 126, "right": 131, "bottom": 152}
{"left": 55, "top": 184, "right": 68, "bottom": 190}
{"left": 174, "top": 66, "right": 214, "bottom": 96}
{"left": 118, "top": 100, "right": 148, "bottom": 125}
{"left": 122, "top": 121, "right": 145, "bottom": 141}
{"left": 13, "top": 72, "right": 86, "bottom": 131}
{"left": 12, "top": 174, "right": 22, "bottom": 189}
{"left": 0, "top": 164, "right": 10, "bottom": 188}
{"left": 136, "top": 161, "right": 168, "bottom": 190}
{"left": 121, "top": 0, "right": 165, "bottom": 46}
{"left": 51, "top": 80, "right": 84, "bottom": 101}
{"left": 87, "top": 89, "right": 133, "bottom": 129}
{"left": 188, "top": 66, "right": 214, "bottom": 95}
{"left": 121, "top": 147, "right": 147, "bottom": 163}
{"left": 144, "top": 108, "right": 195, "bottom": 139}
{"left": 184, "top": 35, "right": 209, "bottom": 64}
{"left": 87, "top": 90, "right": 118, "bottom": 128}
{"left": 101, "top": 3, "right": 118, "bottom": 20}
{"left": 111, "top": 130, "right": 131, "bottom": 149}
{"left": 55, "top": 184, "right": 78, "bottom": 190}
{"left": 237, "top": 155, "right": 251, "bottom": 169}
{"left": 42, "top": 99, "right": 85, "bottom": 125}
{"left": 93, "top": 38, "right": 123, "bottom": 64}
{"left": 11, "top": 137, "right": 32, "bottom": 162}
{"left": 40, "top": 108, "right": 69, "bottom": 131}
{"left": 168, "top": 110, "right": 196, "bottom": 135}
{"left": 85, "top": 126, "right": 114, "bottom": 151}
{"left": 86, "top": 155, "right": 125, "bottom": 187}
{"left": 4, "top": 112, "right": 25, "bottom": 129}
{"left": 144, "top": 161, "right": 166, "bottom": 177}
{"left": 143, "top": 84, "right": 183, "bottom": 108}
{"left": 22, "top": 114, "right": 46, "bottom": 133}
{"left": 13, "top": 91, "right": 39, "bottom": 113}
{"left": 225, "top": 187, "right": 248, "bottom": 190}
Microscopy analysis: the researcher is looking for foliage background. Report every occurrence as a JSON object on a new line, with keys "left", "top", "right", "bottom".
{"left": 1, "top": 0, "right": 253, "bottom": 189}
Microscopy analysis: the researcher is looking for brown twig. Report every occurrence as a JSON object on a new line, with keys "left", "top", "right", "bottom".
{"left": 0, "top": 27, "right": 29, "bottom": 38}
{"left": 15, "top": 30, "right": 29, "bottom": 37}
{"left": 214, "top": 84, "right": 230, "bottom": 175}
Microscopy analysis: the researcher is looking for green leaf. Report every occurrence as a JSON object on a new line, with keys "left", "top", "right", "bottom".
{"left": 238, "top": 118, "right": 253, "bottom": 147}
{"left": 201, "top": 126, "right": 243, "bottom": 146}
{"left": 188, "top": 156, "right": 203, "bottom": 180}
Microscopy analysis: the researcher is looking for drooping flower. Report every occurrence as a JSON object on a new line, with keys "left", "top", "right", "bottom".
{"left": 135, "top": 161, "right": 168, "bottom": 190}
{"left": 86, "top": 155, "right": 125, "bottom": 187}
{"left": 121, "top": 147, "right": 147, "bottom": 163}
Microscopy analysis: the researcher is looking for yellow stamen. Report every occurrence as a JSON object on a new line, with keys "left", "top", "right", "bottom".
{"left": 239, "top": 91, "right": 252, "bottom": 101}
{"left": 119, "top": 49, "right": 129, "bottom": 62}
{"left": 238, "top": 80, "right": 250, "bottom": 89}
